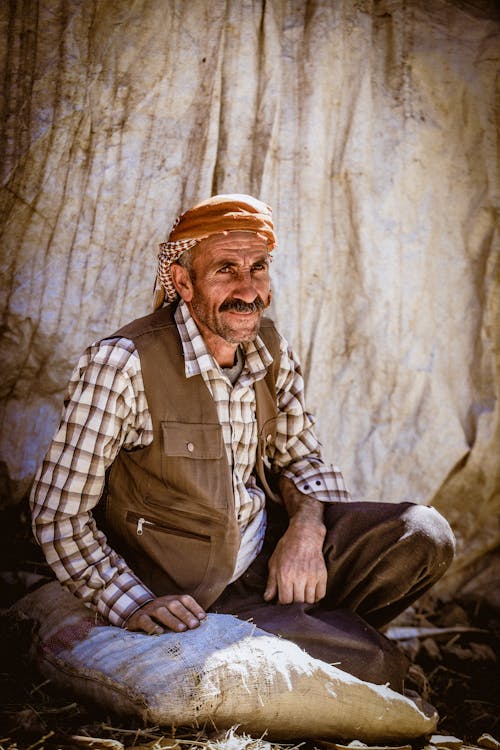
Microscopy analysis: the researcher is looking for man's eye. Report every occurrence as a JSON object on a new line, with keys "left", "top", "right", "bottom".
{"left": 252, "top": 263, "right": 268, "bottom": 272}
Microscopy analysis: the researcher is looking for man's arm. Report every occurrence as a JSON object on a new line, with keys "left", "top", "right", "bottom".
{"left": 262, "top": 335, "right": 350, "bottom": 604}
{"left": 30, "top": 338, "right": 205, "bottom": 633}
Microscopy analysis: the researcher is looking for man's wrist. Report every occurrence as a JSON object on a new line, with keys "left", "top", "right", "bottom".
{"left": 287, "top": 509, "right": 326, "bottom": 543}
{"left": 278, "top": 474, "right": 327, "bottom": 547}
{"left": 279, "top": 475, "right": 325, "bottom": 520}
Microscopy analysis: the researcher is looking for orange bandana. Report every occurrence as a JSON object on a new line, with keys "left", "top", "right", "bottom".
{"left": 154, "top": 194, "right": 276, "bottom": 309}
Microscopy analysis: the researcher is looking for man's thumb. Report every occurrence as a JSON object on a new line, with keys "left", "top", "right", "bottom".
{"left": 263, "top": 578, "right": 276, "bottom": 601}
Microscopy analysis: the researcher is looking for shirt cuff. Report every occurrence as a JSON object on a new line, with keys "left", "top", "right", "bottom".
{"left": 95, "top": 572, "right": 155, "bottom": 627}
{"left": 282, "top": 460, "right": 351, "bottom": 502}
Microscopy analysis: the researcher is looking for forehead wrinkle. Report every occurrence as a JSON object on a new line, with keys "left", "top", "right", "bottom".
{"left": 197, "top": 230, "right": 268, "bottom": 252}
{"left": 217, "top": 251, "right": 269, "bottom": 265}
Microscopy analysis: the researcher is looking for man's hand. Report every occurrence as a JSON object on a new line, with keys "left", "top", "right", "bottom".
{"left": 263, "top": 476, "right": 327, "bottom": 605}
{"left": 125, "top": 594, "right": 207, "bottom": 635}
{"left": 263, "top": 517, "right": 327, "bottom": 604}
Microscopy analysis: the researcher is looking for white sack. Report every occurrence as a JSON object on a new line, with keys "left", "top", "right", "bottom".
{"left": 10, "top": 581, "right": 437, "bottom": 741}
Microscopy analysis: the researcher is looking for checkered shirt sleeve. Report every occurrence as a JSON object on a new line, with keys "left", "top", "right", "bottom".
{"left": 29, "top": 338, "right": 156, "bottom": 626}
{"left": 269, "top": 338, "right": 351, "bottom": 502}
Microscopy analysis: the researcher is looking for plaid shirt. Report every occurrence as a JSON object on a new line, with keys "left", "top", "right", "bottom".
{"left": 30, "top": 301, "right": 350, "bottom": 626}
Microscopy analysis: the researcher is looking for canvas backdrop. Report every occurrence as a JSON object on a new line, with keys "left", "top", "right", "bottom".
{"left": 1, "top": 0, "right": 499, "bottom": 604}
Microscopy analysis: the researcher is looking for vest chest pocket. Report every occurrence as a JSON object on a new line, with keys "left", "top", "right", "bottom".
{"left": 161, "top": 421, "right": 224, "bottom": 458}
{"left": 160, "top": 421, "right": 229, "bottom": 508}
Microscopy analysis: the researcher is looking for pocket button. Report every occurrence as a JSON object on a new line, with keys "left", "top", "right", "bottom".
{"left": 186, "top": 442, "right": 194, "bottom": 453}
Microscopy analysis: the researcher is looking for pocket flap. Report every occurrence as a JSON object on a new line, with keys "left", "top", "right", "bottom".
{"left": 161, "top": 421, "right": 224, "bottom": 459}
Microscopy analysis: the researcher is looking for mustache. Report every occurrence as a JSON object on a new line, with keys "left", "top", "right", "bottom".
{"left": 219, "top": 296, "right": 267, "bottom": 313}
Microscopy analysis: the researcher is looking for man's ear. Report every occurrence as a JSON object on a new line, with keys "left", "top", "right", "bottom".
{"left": 171, "top": 263, "right": 193, "bottom": 302}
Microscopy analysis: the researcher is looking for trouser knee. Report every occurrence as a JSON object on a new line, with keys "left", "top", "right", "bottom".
{"left": 402, "top": 504, "right": 456, "bottom": 575}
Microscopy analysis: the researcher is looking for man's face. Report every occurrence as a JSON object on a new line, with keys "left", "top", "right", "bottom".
{"left": 175, "top": 231, "right": 272, "bottom": 350}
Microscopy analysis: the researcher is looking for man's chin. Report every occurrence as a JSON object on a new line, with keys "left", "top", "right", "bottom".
{"left": 224, "top": 328, "right": 260, "bottom": 345}
{"left": 220, "top": 318, "right": 262, "bottom": 344}
{"left": 222, "top": 314, "right": 262, "bottom": 344}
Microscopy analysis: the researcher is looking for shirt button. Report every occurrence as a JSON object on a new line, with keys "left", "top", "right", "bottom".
{"left": 186, "top": 442, "right": 194, "bottom": 453}
{"left": 266, "top": 434, "right": 272, "bottom": 442}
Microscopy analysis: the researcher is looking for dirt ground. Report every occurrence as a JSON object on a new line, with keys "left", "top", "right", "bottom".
{"left": 0, "top": 504, "right": 499, "bottom": 750}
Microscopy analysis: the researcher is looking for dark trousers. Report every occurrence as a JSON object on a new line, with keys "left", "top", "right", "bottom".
{"left": 210, "top": 500, "right": 455, "bottom": 691}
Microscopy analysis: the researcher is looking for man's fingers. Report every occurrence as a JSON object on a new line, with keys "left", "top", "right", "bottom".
{"left": 304, "top": 574, "right": 326, "bottom": 604}
{"left": 293, "top": 579, "right": 327, "bottom": 604}
{"left": 155, "top": 601, "right": 201, "bottom": 631}
{"left": 128, "top": 610, "right": 164, "bottom": 635}
{"left": 126, "top": 595, "right": 207, "bottom": 634}
{"left": 277, "top": 576, "right": 295, "bottom": 604}
{"left": 153, "top": 605, "right": 189, "bottom": 632}
{"left": 315, "top": 576, "right": 327, "bottom": 602}
{"left": 179, "top": 595, "right": 207, "bottom": 625}
{"left": 304, "top": 582, "right": 317, "bottom": 604}
{"left": 270, "top": 562, "right": 327, "bottom": 605}
{"left": 166, "top": 594, "right": 206, "bottom": 621}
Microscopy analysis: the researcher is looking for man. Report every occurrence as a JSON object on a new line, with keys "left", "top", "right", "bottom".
{"left": 30, "top": 193, "right": 455, "bottom": 691}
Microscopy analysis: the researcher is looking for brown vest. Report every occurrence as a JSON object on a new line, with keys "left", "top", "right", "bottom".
{"left": 100, "top": 305, "right": 281, "bottom": 608}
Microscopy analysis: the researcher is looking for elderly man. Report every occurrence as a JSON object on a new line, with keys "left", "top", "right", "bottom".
{"left": 30, "top": 194, "right": 455, "bottom": 691}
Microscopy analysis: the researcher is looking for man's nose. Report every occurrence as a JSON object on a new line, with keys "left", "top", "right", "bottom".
{"left": 231, "top": 270, "right": 260, "bottom": 302}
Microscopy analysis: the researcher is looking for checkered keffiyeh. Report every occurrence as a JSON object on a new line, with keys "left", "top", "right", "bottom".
{"left": 154, "top": 193, "right": 277, "bottom": 308}
{"left": 156, "top": 235, "right": 199, "bottom": 304}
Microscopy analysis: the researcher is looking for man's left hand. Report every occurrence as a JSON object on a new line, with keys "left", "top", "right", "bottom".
{"left": 263, "top": 515, "right": 327, "bottom": 604}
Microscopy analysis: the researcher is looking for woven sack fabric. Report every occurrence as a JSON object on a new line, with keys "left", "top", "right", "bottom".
{"left": 10, "top": 581, "right": 438, "bottom": 741}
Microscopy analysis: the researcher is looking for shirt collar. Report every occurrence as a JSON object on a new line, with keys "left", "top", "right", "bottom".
{"left": 174, "top": 299, "right": 273, "bottom": 381}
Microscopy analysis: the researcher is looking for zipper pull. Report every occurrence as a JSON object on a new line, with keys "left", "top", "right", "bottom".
{"left": 137, "top": 517, "right": 145, "bottom": 535}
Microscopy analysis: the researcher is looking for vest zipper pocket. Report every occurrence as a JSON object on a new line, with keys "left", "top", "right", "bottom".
{"left": 127, "top": 511, "right": 210, "bottom": 541}
{"left": 143, "top": 494, "right": 226, "bottom": 520}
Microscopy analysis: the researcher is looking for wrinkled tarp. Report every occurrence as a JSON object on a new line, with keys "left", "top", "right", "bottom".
{"left": 0, "top": 0, "right": 499, "bottom": 603}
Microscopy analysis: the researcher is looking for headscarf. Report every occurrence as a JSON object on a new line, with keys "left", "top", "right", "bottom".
{"left": 153, "top": 193, "right": 276, "bottom": 309}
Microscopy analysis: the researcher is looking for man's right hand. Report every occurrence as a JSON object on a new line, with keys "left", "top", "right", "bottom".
{"left": 125, "top": 594, "right": 207, "bottom": 635}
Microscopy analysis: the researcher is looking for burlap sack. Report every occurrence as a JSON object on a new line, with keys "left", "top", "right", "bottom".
{"left": 9, "top": 581, "right": 438, "bottom": 741}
